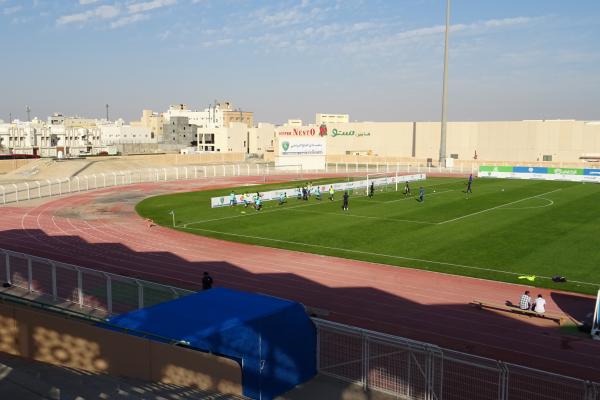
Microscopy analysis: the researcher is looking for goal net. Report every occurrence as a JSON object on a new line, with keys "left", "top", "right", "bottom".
{"left": 349, "top": 172, "right": 401, "bottom": 197}
{"left": 261, "top": 164, "right": 304, "bottom": 182}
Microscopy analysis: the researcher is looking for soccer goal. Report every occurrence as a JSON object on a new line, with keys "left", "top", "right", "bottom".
{"left": 350, "top": 172, "right": 401, "bottom": 196}
{"left": 261, "top": 164, "right": 304, "bottom": 182}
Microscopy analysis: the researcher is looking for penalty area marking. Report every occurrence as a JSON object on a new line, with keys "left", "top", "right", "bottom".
{"left": 501, "top": 197, "right": 554, "bottom": 210}
{"left": 182, "top": 179, "right": 456, "bottom": 228}
{"left": 179, "top": 225, "right": 600, "bottom": 287}
{"left": 437, "top": 189, "right": 562, "bottom": 225}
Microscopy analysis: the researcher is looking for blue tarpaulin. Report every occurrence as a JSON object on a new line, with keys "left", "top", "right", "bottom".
{"left": 104, "top": 288, "right": 317, "bottom": 400}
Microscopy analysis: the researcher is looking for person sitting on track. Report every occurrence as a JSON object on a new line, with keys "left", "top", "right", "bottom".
{"left": 519, "top": 290, "right": 532, "bottom": 311}
{"left": 146, "top": 218, "right": 155, "bottom": 228}
{"left": 533, "top": 294, "right": 546, "bottom": 314}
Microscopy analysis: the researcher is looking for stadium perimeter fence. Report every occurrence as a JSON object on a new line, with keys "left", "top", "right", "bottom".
{"left": 0, "top": 163, "right": 305, "bottom": 205}
{"left": 1, "top": 160, "right": 495, "bottom": 206}
{"left": 0, "top": 247, "right": 598, "bottom": 400}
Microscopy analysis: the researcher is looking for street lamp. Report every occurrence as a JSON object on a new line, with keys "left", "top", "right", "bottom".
{"left": 439, "top": 0, "right": 450, "bottom": 167}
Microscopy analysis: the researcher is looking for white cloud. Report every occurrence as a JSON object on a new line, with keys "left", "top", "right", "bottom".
{"left": 128, "top": 0, "right": 176, "bottom": 14}
{"left": 79, "top": 0, "right": 100, "bottom": 4}
{"left": 57, "top": 4, "right": 119, "bottom": 25}
{"left": 3, "top": 5, "right": 22, "bottom": 15}
{"left": 111, "top": 12, "right": 149, "bottom": 28}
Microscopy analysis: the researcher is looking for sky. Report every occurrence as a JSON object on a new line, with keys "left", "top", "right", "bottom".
{"left": 1, "top": 0, "right": 599, "bottom": 124}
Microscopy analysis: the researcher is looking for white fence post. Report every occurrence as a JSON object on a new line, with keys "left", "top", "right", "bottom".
{"left": 1, "top": 186, "right": 5, "bottom": 204}
{"left": 5, "top": 253, "right": 11, "bottom": 284}
{"left": 12, "top": 184, "right": 18, "bottom": 203}
{"left": 36, "top": 181, "right": 41, "bottom": 198}
{"left": 163, "top": 168, "right": 167, "bottom": 181}
{"left": 51, "top": 263, "right": 57, "bottom": 300}
{"left": 185, "top": 167, "right": 188, "bottom": 179}
{"left": 46, "top": 179, "right": 52, "bottom": 196}
{"left": 175, "top": 167, "right": 179, "bottom": 180}
{"left": 137, "top": 280, "right": 144, "bottom": 309}
{"left": 77, "top": 268, "right": 83, "bottom": 307}
{"left": 106, "top": 275, "right": 113, "bottom": 315}
{"left": 27, "top": 257, "right": 33, "bottom": 293}
{"left": 25, "top": 183, "right": 30, "bottom": 200}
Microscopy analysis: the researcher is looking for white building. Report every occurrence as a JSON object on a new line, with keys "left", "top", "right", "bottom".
{"left": 316, "top": 113, "right": 349, "bottom": 125}
{"left": 99, "top": 120, "right": 156, "bottom": 144}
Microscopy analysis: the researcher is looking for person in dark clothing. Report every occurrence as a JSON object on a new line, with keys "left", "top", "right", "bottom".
{"left": 369, "top": 182, "right": 375, "bottom": 198}
{"left": 466, "top": 174, "right": 473, "bottom": 194}
{"left": 202, "top": 272, "right": 213, "bottom": 290}
{"left": 342, "top": 191, "right": 349, "bottom": 211}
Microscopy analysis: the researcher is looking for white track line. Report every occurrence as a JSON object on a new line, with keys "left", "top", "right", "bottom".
{"left": 179, "top": 225, "right": 600, "bottom": 286}
{"left": 437, "top": 188, "right": 562, "bottom": 225}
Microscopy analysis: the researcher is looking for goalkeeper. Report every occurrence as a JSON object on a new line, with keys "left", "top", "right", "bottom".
{"left": 369, "top": 181, "right": 375, "bottom": 198}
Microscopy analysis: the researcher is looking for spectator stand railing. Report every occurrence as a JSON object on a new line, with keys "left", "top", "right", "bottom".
{"left": 0, "top": 162, "right": 305, "bottom": 205}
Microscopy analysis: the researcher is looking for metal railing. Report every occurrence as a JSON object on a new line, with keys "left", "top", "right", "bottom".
{"left": 0, "top": 163, "right": 305, "bottom": 205}
{"left": 314, "top": 318, "right": 600, "bottom": 400}
{"left": 0, "top": 248, "right": 193, "bottom": 315}
{"left": 1, "top": 248, "right": 597, "bottom": 399}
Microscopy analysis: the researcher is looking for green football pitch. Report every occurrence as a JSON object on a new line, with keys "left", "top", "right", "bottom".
{"left": 136, "top": 177, "right": 600, "bottom": 295}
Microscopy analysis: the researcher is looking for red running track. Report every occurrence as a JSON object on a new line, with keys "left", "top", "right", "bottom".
{"left": 0, "top": 175, "right": 599, "bottom": 381}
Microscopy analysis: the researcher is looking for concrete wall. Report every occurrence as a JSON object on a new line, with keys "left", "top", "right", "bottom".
{"left": 313, "top": 120, "right": 600, "bottom": 163}
{"left": 0, "top": 301, "right": 242, "bottom": 395}
{"left": 0, "top": 159, "right": 36, "bottom": 174}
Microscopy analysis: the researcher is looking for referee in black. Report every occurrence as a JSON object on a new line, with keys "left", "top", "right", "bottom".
{"left": 342, "top": 191, "right": 349, "bottom": 211}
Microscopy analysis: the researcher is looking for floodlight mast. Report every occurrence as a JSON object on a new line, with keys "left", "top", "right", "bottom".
{"left": 439, "top": 0, "right": 450, "bottom": 167}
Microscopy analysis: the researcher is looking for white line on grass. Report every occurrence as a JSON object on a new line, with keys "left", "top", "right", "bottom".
{"left": 437, "top": 188, "right": 562, "bottom": 225}
{"left": 502, "top": 197, "right": 554, "bottom": 210}
{"left": 286, "top": 208, "right": 437, "bottom": 225}
{"left": 179, "top": 225, "right": 600, "bottom": 286}
{"left": 183, "top": 179, "right": 457, "bottom": 227}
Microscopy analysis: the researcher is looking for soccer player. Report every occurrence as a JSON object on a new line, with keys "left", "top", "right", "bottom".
{"left": 315, "top": 186, "right": 322, "bottom": 200}
{"left": 243, "top": 192, "right": 250, "bottom": 208}
{"left": 418, "top": 186, "right": 425, "bottom": 202}
{"left": 229, "top": 191, "right": 236, "bottom": 206}
{"left": 278, "top": 192, "right": 287, "bottom": 205}
{"left": 369, "top": 182, "right": 375, "bottom": 198}
{"left": 329, "top": 185, "right": 335, "bottom": 201}
{"left": 466, "top": 174, "right": 473, "bottom": 194}
{"left": 342, "top": 191, "right": 349, "bottom": 211}
{"left": 296, "top": 186, "right": 302, "bottom": 200}
{"left": 255, "top": 194, "right": 263, "bottom": 211}
{"left": 404, "top": 181, "right": 411, "bottom": 197}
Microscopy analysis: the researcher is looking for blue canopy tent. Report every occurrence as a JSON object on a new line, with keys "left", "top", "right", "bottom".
{"left": 103, "top": 288, "right": 317, "bottom": 400}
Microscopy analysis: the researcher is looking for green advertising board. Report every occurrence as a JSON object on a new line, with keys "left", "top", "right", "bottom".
{"left": 546, "top": 167, "right": 583, "bottom": 175}
{"left": 479, "top": 166, "right": 513, "bottom": 173}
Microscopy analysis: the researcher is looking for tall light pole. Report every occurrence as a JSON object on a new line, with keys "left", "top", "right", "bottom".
{"left": 25, "top": 105, "right": 31, "bottom": 122}
{"left": 439, "top": 0, "right": 451, "bottom": 167}
{"left": 105, "top": 104, "right": 110, "bottom": 121}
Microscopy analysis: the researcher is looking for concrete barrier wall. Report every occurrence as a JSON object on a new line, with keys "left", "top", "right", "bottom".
{"left": 0, "top": 159, "right": 36, "bottom": 174}
{"left": 111, "top": 152, "right": 246, "bottom": 165}
{"left": 0, "top": 302, "right": 242, "bottom": 395}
